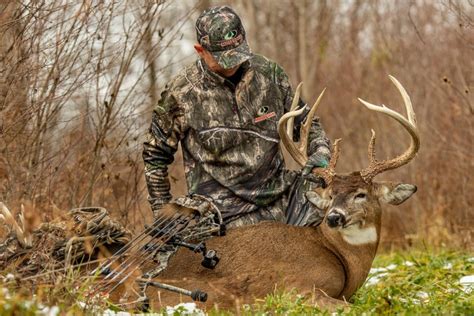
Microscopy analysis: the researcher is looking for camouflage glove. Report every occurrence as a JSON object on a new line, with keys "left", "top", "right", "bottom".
{"left": 302, "top": 152, "right": 329, "bottom": 175}
{"left": 152, "top": 195, "right": 217, "bottom": 223}
{"left": 301, "top": 152, "right": 329, "bottom": 188}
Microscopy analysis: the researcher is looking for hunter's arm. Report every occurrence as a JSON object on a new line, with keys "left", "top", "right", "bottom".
{"left": 143, "top": 87, "right": 185, "bottom": 214}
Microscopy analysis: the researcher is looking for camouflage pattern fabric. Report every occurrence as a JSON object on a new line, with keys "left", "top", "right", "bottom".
{"left": 143, "top": 54, "right": 330, "bottom": 224}
{"left": 195, "top": 6, "right": 252, "bottom": 69}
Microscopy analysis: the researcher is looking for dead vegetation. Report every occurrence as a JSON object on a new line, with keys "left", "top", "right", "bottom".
{"left": 0, "top": 0, "right": 472, "bottom": 254}
{"left": 0, "top": 203, "right": 131, "bottom": 282}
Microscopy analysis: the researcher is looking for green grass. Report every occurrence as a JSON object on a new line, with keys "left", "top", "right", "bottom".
{"left": 213, "top": 249, "right": 474, "bottom": 315}
{"left": 1, "top": 249, "right": 473, "bottom": 315}
{"left": 349, "top": 249, "right": 473, "bottom": 315}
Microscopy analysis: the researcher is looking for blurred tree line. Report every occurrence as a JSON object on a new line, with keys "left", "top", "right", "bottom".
{"left": 0, "top": 0, "right": 472, "bottom": 249}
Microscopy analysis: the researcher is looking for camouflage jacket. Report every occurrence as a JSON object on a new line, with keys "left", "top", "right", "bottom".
{"left": 143, "top": 54, "right": 330, "bottom": 221}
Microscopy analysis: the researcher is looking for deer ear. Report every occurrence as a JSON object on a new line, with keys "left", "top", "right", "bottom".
{"left": 376, "top": 182, "right": 417, "bottom": 205}
{"left": 306, "top": 191, "right": 330, "bottom": 210}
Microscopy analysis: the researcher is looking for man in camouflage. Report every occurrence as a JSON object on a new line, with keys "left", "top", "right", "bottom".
{"left": 143, "top": 6, "right": 331, "bottom": 229}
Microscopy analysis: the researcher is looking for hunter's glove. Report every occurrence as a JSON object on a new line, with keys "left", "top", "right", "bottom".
{"left": 301, "top": 152, "right": 329, "bottom": 188}
{"left": 302, "top": 152, "right": 329, "bottom": 175}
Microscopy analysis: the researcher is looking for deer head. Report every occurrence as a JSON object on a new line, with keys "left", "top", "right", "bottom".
{"left": 278, "top": 76, "right": 419, "bottom": 241}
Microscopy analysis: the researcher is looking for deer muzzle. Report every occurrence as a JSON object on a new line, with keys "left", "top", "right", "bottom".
{"left": 326, "top": 209, "right": 346, "bottom": 228}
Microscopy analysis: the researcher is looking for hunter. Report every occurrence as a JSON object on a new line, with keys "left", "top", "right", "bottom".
{"left": 143, "top": 5, "right": 331, "bottom": 229}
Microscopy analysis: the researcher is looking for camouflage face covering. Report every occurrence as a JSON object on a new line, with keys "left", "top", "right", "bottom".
{"left": 196, "top": 5, "right": 252, "bottom": 69}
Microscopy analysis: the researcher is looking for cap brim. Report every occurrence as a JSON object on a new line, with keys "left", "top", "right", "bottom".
{"left": 211, "top": 41, "right": 252, "bottom": 69}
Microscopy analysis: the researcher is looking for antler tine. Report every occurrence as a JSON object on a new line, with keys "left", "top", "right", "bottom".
{"left": 367, "top": 129, "right": 376, "bottom": 166}
{"left": 278, "top": 85, "right": 326, "bottom": 167}
{"left": 286, "top": 82, "right": 303, "bottom": 139}
{"left": 300, "top": 88, "right": 326, "bottom": 154}
{"left": 389, "top": 75, "right": 417, "bottom": 125}
{"left": 278, "top": 105, "right": 307, "bottom": 166}
{"left": 357, "top": 75, "right": 420, "bottom": 182}
{"left": 278, "top": 82, "right": 306, "bottom": 167}
{"left": 328, "top": 138, "right": 341, "bottom": 171}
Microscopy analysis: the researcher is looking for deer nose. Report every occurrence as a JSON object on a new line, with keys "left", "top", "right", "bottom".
{"left": 327, "top": 211, "right": 346, "bottom": 228}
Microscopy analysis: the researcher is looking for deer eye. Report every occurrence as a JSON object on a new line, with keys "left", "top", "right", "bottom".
{"left": 355, "top": 193, "right": 367, "bottom": 199}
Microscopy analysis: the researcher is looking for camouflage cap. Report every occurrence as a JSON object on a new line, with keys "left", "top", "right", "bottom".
{"left": 196, "top": 6, "right": 252, "bottom": 69}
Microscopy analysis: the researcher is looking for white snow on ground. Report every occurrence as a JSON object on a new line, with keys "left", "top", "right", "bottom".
{"left": 102, "top": 310, "right": 136, "bottom": 316}
{"left": 460, "top": 275, "right": 474, "bottom": 294}
{"left": 166, "top": 303, "right": 206, "bottom": 315}
{"left": 399, "top": 291, "right": 430, "bottom": 305}
{"left": 100, "top": 303, "right": 205, "bottom": 316}
{"left": 37, "top": 305, "right": 60, "bottom": 316}
{"left": 385, "top": 264, "right": 397, "bottom": 270}
{"left": 365, "top": 272, "right": 388, "bottom": 286}
{"left": 366, "top": 260, "right": 473, "bottom": 298}
{"left": 369, "top": 267, "right": 388, "bottom": 274}
{"left": 443, "top": 262, "right": 453, "bottom": 269}
{"left": 366, "top": 263, "right": 398, "bottom": 286}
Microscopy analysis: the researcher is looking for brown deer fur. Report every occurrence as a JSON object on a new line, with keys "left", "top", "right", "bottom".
{"left": 133, "top": 173, "right": 416, "bottom": 310}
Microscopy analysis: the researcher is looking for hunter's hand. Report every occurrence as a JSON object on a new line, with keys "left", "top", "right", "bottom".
{"left": 302, "top": 152, "right": 329, "bottom": 176}
{"left": 149, "top": 203, "right": 199, "bottom": 237}
{"left": 301, "top": 152, "right": 329, "bottom": 188}
{"left": 153, "top": 203, "right": 198, "bottom": 221}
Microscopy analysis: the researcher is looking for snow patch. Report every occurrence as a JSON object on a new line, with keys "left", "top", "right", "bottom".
{"left": 366, "top": 263, "right": 399, "bottom": 286}
{"left": 385, "top": 264, "right": 397, "bottom": 270}
{"left": 460, "top": 275, "right": 474, "bottom": 294}
{"left": 369, "top": 267, "right": 387, "bottom": 274}
{"left": 369, "top": 264, "right": 397, "bottom": 275}
{"left": 38, "top": 305, "right": 60, "bottom": 316}
{"left": 166, "top": 303, "right": 205, "bottom": 315}
{"left": 399, "top": 291, "right": 429, "bottom": 305}
{"left": 365, "top": 272, "right": 388, "bottom": 286}
{"left": 443, "top": 262, "right": 453, "bottom": 269}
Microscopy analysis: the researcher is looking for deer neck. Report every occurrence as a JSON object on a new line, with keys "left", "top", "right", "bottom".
{"left": 319, "top": 218, "right": 381, "bottom": 300}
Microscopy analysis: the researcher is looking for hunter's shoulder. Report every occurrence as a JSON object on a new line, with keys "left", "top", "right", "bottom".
{"left": 154, "top": 62, "right": 199, "bottom": 115}
{"left": 249, "top": 54, "right": 288, "bottom": 82}
{"left": 165, "top": 61, "right": 201, "bottom": 94}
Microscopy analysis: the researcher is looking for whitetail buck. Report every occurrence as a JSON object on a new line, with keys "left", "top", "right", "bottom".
{"left": 128, "top": 76, "right": 420, "bottom": 310}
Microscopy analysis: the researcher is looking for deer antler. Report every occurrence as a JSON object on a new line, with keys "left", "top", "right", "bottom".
{"left": 0, "top": 202, "right": 32, "bottom": 248}
{"left": 358, "top": 75, "right": 420, "bottom": 182}
{"left": 278, "top": 83, "right": 340, "bottom": 184}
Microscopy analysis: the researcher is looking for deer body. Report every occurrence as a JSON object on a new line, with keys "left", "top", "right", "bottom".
{"left": 145, "top": 173, "right": 413, "bottom": 310}
{"left": 148, "top": 222, "right": 359, "bottom": 309}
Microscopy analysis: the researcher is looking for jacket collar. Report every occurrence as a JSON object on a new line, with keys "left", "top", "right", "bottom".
{"left": 197, "top": 58, "right": 252, "bottom": 86}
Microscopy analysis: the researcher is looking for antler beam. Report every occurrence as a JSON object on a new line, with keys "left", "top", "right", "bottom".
{"left": 278, "top": 83, "right": 326, "bottom": 167}
{"left": 358, "top": 75, "right": 420, "bottom": 182}
{"left": 278, "top": 83, "right": 339, "bottom": 184}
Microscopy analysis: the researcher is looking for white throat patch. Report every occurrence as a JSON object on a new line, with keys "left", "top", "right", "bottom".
{"left": 341, "top": 225, "right": 378, "bottom": 246}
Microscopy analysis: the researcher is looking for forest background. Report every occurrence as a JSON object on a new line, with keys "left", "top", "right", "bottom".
{"left": 1, "top": 0, "right": 472, "bottom": 250}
